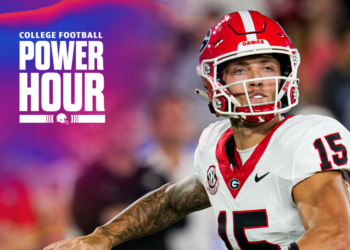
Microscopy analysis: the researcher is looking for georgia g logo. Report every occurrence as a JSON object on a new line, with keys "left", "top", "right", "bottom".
{"left": 229, "top": 178, "right": 240, "bottom": 190}
{"left": 206, "top": 165, "right": 219, "bottom": 195}
{"left": 199, "top": 30, "right": 211, "bottom": 55}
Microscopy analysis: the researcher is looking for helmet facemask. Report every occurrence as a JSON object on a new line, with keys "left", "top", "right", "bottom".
{"left": 198, "top": 48, "right": 300, "bottom": 123}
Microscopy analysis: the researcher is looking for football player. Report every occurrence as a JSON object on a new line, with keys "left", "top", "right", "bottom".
{"left": 44, "top": 11, "right": 350, "bottom": 250}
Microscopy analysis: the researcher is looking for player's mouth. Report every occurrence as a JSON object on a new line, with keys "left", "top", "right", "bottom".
{"left": 249, "top": 93, "right": 268, "bottom": 104}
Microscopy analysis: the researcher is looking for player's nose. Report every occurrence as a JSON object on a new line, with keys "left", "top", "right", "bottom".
{"left": 247, "top": 68, "right": 263, "bottom": 87}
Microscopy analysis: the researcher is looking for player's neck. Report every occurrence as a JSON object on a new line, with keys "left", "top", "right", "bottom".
{"left": 230, "top": 114, "right": 282, "bottom": 150}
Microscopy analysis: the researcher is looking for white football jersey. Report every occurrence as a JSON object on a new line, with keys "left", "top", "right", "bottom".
{"left": 194, "top": 115, "right": 350, "bottom": 250}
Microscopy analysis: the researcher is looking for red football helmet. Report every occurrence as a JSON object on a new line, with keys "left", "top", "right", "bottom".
{"left": 196, "top": 11, "right": 300, "bottom": 123}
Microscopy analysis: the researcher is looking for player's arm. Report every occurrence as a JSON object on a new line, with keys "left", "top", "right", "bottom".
{"left": 293, "top": 171, "right": 350, "bottom": 250}
{"left": 43, "top": 174, "right": 210, "bottom": 250}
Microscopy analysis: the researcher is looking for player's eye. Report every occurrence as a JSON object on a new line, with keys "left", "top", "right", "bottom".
{"left": 235, "top": 68, "right": 244, "bottom": 74}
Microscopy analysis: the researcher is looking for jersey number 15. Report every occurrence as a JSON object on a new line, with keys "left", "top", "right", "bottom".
{"left": 218, "top": 210, "right": 281, "bottom": 250}
{"left": 313, "top": 132, "right": 348, "bottom": 171}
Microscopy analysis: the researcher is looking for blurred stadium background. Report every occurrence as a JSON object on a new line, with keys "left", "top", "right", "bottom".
{"left": 1, "top": 0, "right": 350, "bottom": 249}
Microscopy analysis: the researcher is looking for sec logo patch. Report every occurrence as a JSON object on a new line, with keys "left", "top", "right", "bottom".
{"left": 206, "top": 165, "right": 219, "bottom": 195}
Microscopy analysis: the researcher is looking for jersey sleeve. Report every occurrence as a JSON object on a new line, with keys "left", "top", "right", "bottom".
{"left": 193, "top": 122, "right": 218, "bottom": 182}
{"left": 193, "top": 146, "right": 201, "bottom": 179}
{"left": 193, "top": 126, "right": 210, "bottom": 183}
{"left": 292, "top": 117, "right": 350, "bottom": 186}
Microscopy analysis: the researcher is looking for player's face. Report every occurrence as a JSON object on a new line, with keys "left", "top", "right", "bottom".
{"left": 221, "top": 55, "right": 281, "bottom": 105}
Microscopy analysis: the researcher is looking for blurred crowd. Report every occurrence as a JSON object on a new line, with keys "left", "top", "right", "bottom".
{"left": 3, "top": 0, "right": 350, "bottom": 249}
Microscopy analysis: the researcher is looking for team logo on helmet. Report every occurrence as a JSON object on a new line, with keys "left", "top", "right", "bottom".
{"left": 199, "top": 30, "right": 211, "bottom": 55}
{"left": 57, "top": 113, "right": 69, "bottom": 124}
{"left": 229, "top": 178, "right": 240, "bottom": 190}
{"left": 206, "top": 165, "right": 219, "bottom": 195}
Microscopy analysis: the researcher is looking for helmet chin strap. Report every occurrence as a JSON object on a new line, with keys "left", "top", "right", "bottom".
{"left": 235, "top": 101, "right": 281, "bottom": 124}
{"left": 237, "top": 113, "right": 279, "bottom": 126}
{"left": 238, "top": 113, "right": 277, "bottom": 124}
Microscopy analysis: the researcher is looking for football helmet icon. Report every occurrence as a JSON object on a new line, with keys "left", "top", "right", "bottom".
{"left": 197, "top": 10, "right": 300, "bottom": 124}
{"left": 57, "top": 113, "right": 69, "bottom": 124}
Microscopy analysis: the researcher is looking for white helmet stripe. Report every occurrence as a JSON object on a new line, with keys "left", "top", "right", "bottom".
{"left": 238, "top": 11, "right": 257, "bottom": 41}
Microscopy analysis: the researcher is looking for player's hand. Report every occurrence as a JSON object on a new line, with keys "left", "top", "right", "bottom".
{"left": 43, "top": 229, "right": 112, "bottom": 250}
